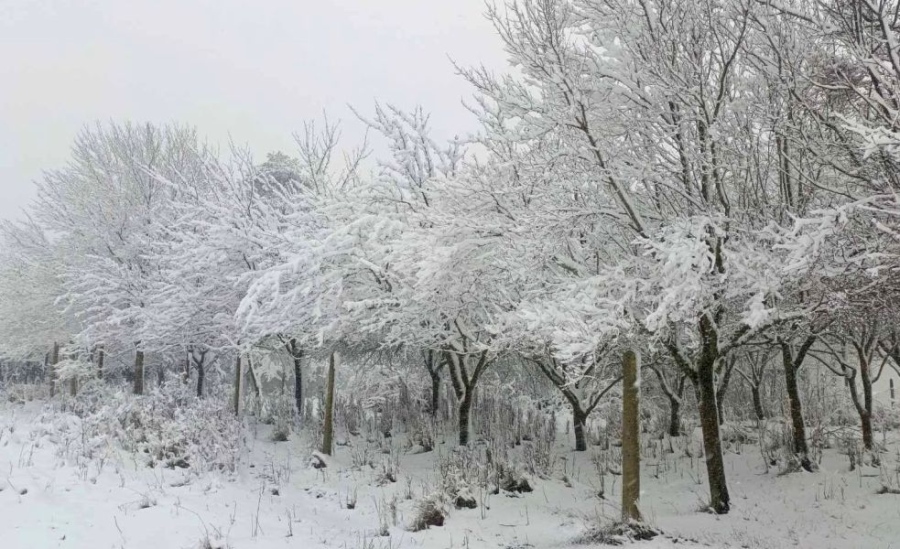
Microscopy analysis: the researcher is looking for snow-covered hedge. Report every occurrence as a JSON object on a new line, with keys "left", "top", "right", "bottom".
{"left": 38, "top": 380, "right": 243, "bottom": 472}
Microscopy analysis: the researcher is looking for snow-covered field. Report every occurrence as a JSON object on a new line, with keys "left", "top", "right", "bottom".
{"left": 3, "top": 398, "right": 899, "bottom": 549}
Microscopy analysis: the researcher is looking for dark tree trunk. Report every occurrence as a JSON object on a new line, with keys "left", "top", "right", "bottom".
{"left": 444, "top": 350, "right": 491, "bottom": 446}
{"left": 293, "top": 352, "right": 302, "bottom": 418}
{"left": 430, "top": 371, "right": 441, "bottom": 418}
{"left": 97, "top": 347, "right": 105, "bottom": 380}
{"left": 286, "top": 339, "right": 303, "bottom": 419}
{"left": 861, "top": 412, "right": 873, "bottom": 450}
{"left": 232, "top": 355, "right": 242, "bottom": 416}
{"left": 49, "top": 343, "right": 59, "bottom": 397}
{"left": 782, "top": 342, "right": 813, "bottom": 471}
{"left": 133, "top": 350, "right": 144, "bottom": 395}
{"left": 668, "top": 398, "right": 682, "bottom": 437}
{"left": 423, "top": 350, "right": 443, "bottom": 418}
{"left": 196, "top": 360, "right": 205, "bottom": 398}
{"left": 458, "top": 392, "right": 473, "bottom": 446}
{"left": 697, "top": 316, "right": 730, "bottom": 514}
{"left": 573, "top": 406, "right": 588, "bottom": 451}
{"left": 716, "top": 357, "right": 736, "bottom": 425}
{"left": 321, "top": 351, "right": 336, "bottom": 455}
{"left": 751, "top": 386, "right": 765, "bottom": 422}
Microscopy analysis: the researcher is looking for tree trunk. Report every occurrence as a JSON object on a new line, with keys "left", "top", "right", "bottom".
{"left": 97, "top": 347, "right": 104, "bottom": 380}
{"left": 716, "top": 358, "right": 736, "bottom": 425}
{"left": 246, "top": 354, "right": 261, "bottom": 400}
{"left": 697, "top": 315, "right": 730, "bottom": 514}
{"left": 782, "top": 355, "right": 812, "bottom": 471}
{"left": 668, "top": 398, "right": 682, "bottom": 437}
{"left": 69, "top": 377, "right": 77, "bottom": 397}
{"left": 429, "top": 369, "right": 441, "bottom": 418}
{"left": 458, "top": 391, "right": 473, "bottom": 446}
{"left": 751, "top": 385, "right": 765, "bottom": 423}
{"left": 622, "top": 349, "right": 641, "bottom": 521}
{"left": 49, "top": 342, "right": 59, "bottom": 397}
{"left": 321, "top": 350, "right": 337, "bottom": 455}
{"left": 289, "top": 340, "right": 303, "bottom": 419}
{"left": 232, "top": 355, "right": 242, "bottom": 416}
{"left": 133, "top": 350, "right": 144, "bottom": 395}
{"left": 196, "top": 359, "right": 205, "bottom": 398}
{"left": 573, "top": 406, "right": 588, "bottom": 452}
{"left": 861, "top": 411, "right": 873, "bottom": 451}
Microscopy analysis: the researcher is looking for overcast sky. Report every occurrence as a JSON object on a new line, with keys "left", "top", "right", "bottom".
{"left": 0, "top": 0, "right": 507, "bottom": 220}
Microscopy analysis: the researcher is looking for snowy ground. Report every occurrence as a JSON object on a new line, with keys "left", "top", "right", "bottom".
{"left": 2, "top": 399, "right": 900, "bottom": 549}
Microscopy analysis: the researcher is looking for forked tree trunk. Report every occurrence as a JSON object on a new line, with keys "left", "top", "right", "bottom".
{"left": 321, "top": 350, "right": 337, "bottom": 455}
{"left": 531, "top": 355, "right": 622, "bottom": 452}
{"left": 232, "top": 355, "right": 242, "bottom": 416}
{"left": 445, "top": 350, "right": 492, "bottom": 446}
{"left": 133, "top": 349, "right": 144, "bottom": 395}
{"left": 781, "top": 338, "right": 815, "bottom": 472}
{"left": 621, "top": 349, "right": 641, "bottom": 522}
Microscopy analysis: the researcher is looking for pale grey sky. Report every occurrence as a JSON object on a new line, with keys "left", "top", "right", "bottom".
{"left": 1, "top": 0, "right": 507, "bottom": 219}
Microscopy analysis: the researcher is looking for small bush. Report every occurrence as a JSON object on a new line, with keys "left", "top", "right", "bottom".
{"left": 410, "top": 496, "right": 445, "bottom": 531}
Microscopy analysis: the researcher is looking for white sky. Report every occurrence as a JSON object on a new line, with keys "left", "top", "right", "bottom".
{"left": 0, "top": 0, "right": 507, "bottom": 219}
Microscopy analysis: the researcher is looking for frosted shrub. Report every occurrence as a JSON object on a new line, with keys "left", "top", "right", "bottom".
{"left": 42, "top": 380, "right": 242, "bottom": 473}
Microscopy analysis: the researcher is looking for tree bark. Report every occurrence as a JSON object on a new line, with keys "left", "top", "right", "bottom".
{"left": 622, "top": 349, "right": 641, "bottom": 522}
{"left": 573, "top": 406, "right": 588, "bottom": 452}
{"left": 195, "top": 357, "right": 205, "bottom": 398}
{"left": 716, "top": 357, "right": 736, "bottom": 425}
{"left": 430, "top": 371, "right": 441, "bottom": 418}
{"left": 697, "top": 316, "right": 730, "bottom": 514}
{"left": 444, "top": 349, "right": 491, "bottom": 446}
{"left": 321, "top": 350, "right": 337, "bottom": 455}
{"left": 293, "top": 348, "right": 302, "bottom": 419}
{"left": 246, "top": 354, "right": 261, "bottom": 400}
{"left": 458, "top": 392, "right": 473, "bottom": 446}
{"left": 781, "top": 339, "right": 814, "bottom": 471}
{"left": 751, "top": 386, "right": 765, "bottom": 423}
{"left": 421, "top": 350, "right": 444, "bottom": 417}
{"left": 133, "top": 349, "right": 144, "bottom": 395}
{"left": 668, "top": 398, "right": 682, "bottom": 437}
{"left": 49, "top": 342, "right": 59, "bottom": 397}
{"left": 861, "top": 411, "right": 873, "bottom": 450}
{"left": 233, "top": 355, "right": 242, "bottom": 416}
{"left": 97, "top": 346, "right": 104, "bottom": 380}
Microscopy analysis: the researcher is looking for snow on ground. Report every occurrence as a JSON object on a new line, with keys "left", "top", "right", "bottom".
{"left": 2, "top": 399, "right": 900, "bottom": 549}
